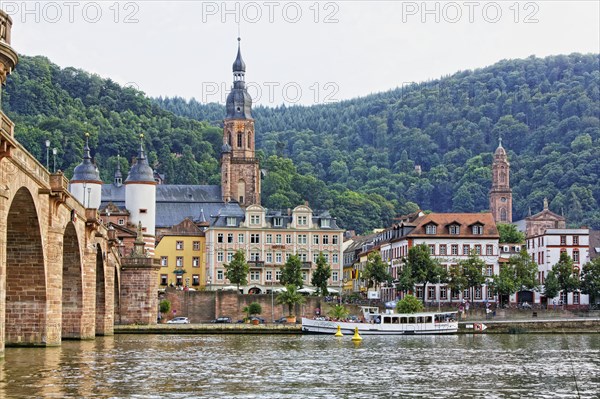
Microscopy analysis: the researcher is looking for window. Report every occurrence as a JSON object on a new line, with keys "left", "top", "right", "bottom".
{"left": 160, "top": 256, "right": 168, "bottom": 267}
{"left": 573, "top": 250, "right": 580, "bottom": 263}
{"left": 176, "top": 241, "right": 184, "bottom": 250}
{"left": 475, "top": 286, "right": 482, "bottom": 300}
{"left": 321, "top": 219, "right": 330, "bottom": 228}
{"left": 463, "top": 289, "right": 470, "bottom": 299}
{"left": 273, "top": 217, "right": 282, "bottom": 227}
{"left": 486, "top": 265, "right": 493, "bottom": 276}
{"left": 440, "top": 287, "right": 447, "bottom": 300}
{"left": 160, "top": 274, "right": 168, "bottom": 285}
{"left": 237, "top": 132, "right": 243, "bottom": 147}
{"left": 472, "top": 225, "right": 483, "bottom": 235}
{"left": 560, "top": 291, "right": 567, "bottom": 305}
{"left": 266, "top": 270, "right": 272, "bottom": 281}
{"left": 286, "top": 234, "right": 292, "bottom": 244}
{"left": 286, "top": 253, "right": 291, "bottom": 261}
{"left": 560, "top": 236, "right": 567, "bottom": 245}
{"left": 139, "top": 209, "right": 147, "bottom": 214}
{"left": 463, "top": 245, "right": 470, "bottom": 255}
{"left": 227, "top": 233, "right": 234, "bottom": 243}
{"left": 573, "top": 291, "right": 580, "bottom": 305}
{"left": 238, "top": 233, "right": 244, "bottom": 244}
{"left": 192, "top": 275, "right": 200, "bottom": 286}
{"left": 451, "top": 245, "right": 458, "bottom": 255}
{"left": 176, "top": 257, "right": 183, "bottom": 267}
{"left": 428, "top": 244, "right": 435, "bottom": 255}
{"left": 275, "top": 270, "right": 282, "bottom": 281}
{"left": 452, "top": 289, "right": 460, "bottom": 300}
{"left": 276, "top": 252, "right": 282, "bottom": 263}
{"left": 250, "top": 252, "right": 260, "bottom": 261}
{"left": 297, "top": 215, "right": 308, "bottom": 226}
{"left": 227, "top": 217, "right": 236, "bottom": 226}
{"left": 439, "top": 245, "right": 447, "bottom": 256}
{"left": 426, "top": 225, "right": 437, "bottom": 235}
{"left": 217, "top": 233, "right": 224, "bottom": 243}
{"left": 217, "top": 251, "right": 224, "bottom": 262}
{"left": 323, "top": 235, "right": 329, "bottom": 245}
{"left": 251, "top": 233, "right": 260, "bottom": 244}
{"left": 486, "top": 245, "right": 493, "bottom": 256}
{"left": 332, "top": 271, "right": 338, "bottom": 282}
{"left": 250, "top": 271, "right": 260, "bottom": 281}
{"left": 475, "top": 245, "right": 482, "bottom": 255}
{"left": 313, "top": 235, "right": 319, "bottom": 245}
{"left": 428, "top": 286, "right": 436, "bottom": 300}
{"left": 573, "top": 236, "right": 579, "bottom": 245}
{"left": 266, "top": 252, "right": 273, "bottom": 263}
{"left": 250, "top": 215, "right": 260, "bottom": 225}
{"left": 416, "top": 287, "right": 423, "bottom": 299}
{"left": 217, "top": 270, "right": 224, "bottom": 280}
{"left": 332, "top": 253, "right": 338, "bottom": 264}
{"left": 302, "top": 271, "right": 308, "bottom": 281}
{"left": 176, "top": 275, "right": 183, "bottom": 286}
{"left": 324, "top": 253, "right": 330, "bottom": 263}
{"left": 332, "top": 235, "right": 338, "bottom": 245}
{"left": 118, "top": 218, "right": 125, "bottom": 225}
{"left": 276, "top": 234, "right": 282, "bottom": 244}
{"left": 193, "top": 241, "right": 200, "bottom": 251}
{"left": 227, "top": 252, "right": 233, "bottom": 262}
{"left": 266, "top": 234, "right": 272, "bottom": 244}
{"left": 298, "top": 234, "right": 307, "bottom": 244}
{"left": 487, "top": 287, "right": 494, "bottom": 300}
{"left": 192, "top": 257, "right": 200, "bottom": 267}
{"left": 449, "top": 225, "right": 460, "bottom": 235}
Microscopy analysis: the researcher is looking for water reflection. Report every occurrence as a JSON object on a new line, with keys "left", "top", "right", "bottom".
{"left": 0, "top": 334, "right": 598, "bottom": 398}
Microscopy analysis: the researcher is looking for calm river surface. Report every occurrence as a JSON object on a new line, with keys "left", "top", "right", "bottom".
{"left": 0, "top": 333, "right": 598, "bottom": 398}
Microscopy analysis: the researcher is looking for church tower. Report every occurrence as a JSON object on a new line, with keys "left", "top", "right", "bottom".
{"left": 221, "top": 38, "right": 260, "bottom": 207}
{"left": 489, "top": 137, "right": 512, "bottom": 223}
{"left": 70, "top": 133, "right": 102, "bottom": 209}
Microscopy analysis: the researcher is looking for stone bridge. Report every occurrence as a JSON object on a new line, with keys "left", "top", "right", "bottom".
{"left": 0, "top": 10, "right": 122, "bottom": 358}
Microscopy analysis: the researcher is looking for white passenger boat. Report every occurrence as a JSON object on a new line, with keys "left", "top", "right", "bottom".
{"left": 302, "top": 306, "right": 458, "bottom": 335}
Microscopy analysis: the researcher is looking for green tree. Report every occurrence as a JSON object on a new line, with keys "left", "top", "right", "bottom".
{"left": 243, "top": 302, "right": 262, "bottom": 320}
{"left": 497, "top": 223, "right": 525, "bottom": 243}
{"left": 311, "top": 252, "right": 331, "bottom": 295}
{"left": 544, "top": 270, "right": 560, "bottom": 299}
{"left": 447, "top": 263, "right": 467, "bottom": 303}
{"left": 458, "top": 251, "right": 487, "bottom": 302}
{"left": 396, "top": 295, "right": 424, "bottom": 313}
{"left": 276, "top": 284, "right": 306, "bottom": 317}
{"left": 363, "top": 252, "right": 391, "bottom": 290}
{"left": 280, "top": 254, "right": 304, "bottom": 289}
{"left": 328, "top": 304, "right": 349, "bottom": 320}
{"left": 547, "top": 252, "right": 580, "bottom": 304}
{"left": 580, "top": 258, "right": 600, "bottom": 306}
{"left": 405, "top": 244, "right": 445, "bottom": 303}
{"left": 159, "top": 299, "right": 171, "bottom": 314}
{"left": 491, "top": 264, "right": 517, "bottom": 306}
{"left": 509, "top": 249, "right": 539, "bottom": 292}
{"left": 223, "top": 250, "right": 249, "bottom": 291}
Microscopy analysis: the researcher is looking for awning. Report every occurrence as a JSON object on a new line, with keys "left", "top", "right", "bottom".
{"left": 298, "top": 287, "right": 316, "bottom": 294}
{"left": 327, "top": 288, "right": 339, "bottom": 294}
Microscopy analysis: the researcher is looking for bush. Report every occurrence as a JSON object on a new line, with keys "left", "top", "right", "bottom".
{"left": 159, "top": 299, "right": 171, "bottom": 314}
{"left": 396, "top": 295, "right": 424, "bottom": 313}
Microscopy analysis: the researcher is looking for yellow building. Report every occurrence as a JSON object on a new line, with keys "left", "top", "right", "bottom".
{"left": 155, "top": 218, "right": 206, "bottom": 289}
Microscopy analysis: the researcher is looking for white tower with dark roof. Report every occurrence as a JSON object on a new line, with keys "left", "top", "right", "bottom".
{"left": 125, "top": 134, "right": 157, "bottom": 235}
{"left": 70, "top": 133, "right": 102, "bottom": 209}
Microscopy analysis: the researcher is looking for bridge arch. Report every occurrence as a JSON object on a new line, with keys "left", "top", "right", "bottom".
{"left": 62, "top": 222, "right": 83, "bottom": 339}
{"left": 95, "top": 244, "right": 106, "bottom": 335}
{"left": 5, "top": 186, "right": 46, "bottom": 345}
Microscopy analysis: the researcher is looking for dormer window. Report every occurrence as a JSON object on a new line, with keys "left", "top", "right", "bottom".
{"left": 425, "top": 224, "right": 437, "bottom": 235}
{"left": 226, "top": 217, "right": 236, "bottom": 227}
{"left": 472, "top": 225, "right": 483, "bottom": 235}
{"left": 321, "top": 219, "right": 331, "bottom": 228}
{"left": 297, "top": 215, "right": 308, "bottom": 226}
{"left": 273, "top": 217, "right": 282, "bottom": 227}
{"left": 250, "top": 215, "right": 260, "bottom": 225}
{"left": 449, "top": 225, "right": 460, "bottom": 235}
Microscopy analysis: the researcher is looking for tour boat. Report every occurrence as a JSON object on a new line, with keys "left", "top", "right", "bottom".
{"left": 302, "top": 306, "right": 458, "bottom": 335}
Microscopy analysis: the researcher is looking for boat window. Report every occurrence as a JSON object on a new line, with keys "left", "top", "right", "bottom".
{"left": 409, "top": 317, "right": 416, "bottom": 324}
{"left": 417, "top": 317, "right": 424, "bottom": 323}
{"left": 384, "top": 316, "right": 391, "bottom": 324}
{"left": 401, "top": 317, "right": 407, "bottom": 324}
{"left": 392, "top": 317, "right": 399, "bottom": 324}
{"left": 426, "top": 316, "right": 432, "bottom": 323}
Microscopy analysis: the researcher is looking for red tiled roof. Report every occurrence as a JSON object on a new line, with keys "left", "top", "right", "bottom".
{"left": 407, "top": 212, "right": 499, "bottom": 238}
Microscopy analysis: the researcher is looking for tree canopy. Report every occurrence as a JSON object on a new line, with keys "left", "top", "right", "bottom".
{"left": 310, "top": 252, "right": 332, "bottom": 295}
{"left": 223, "top": 250, "right": 249, "bottom": 290}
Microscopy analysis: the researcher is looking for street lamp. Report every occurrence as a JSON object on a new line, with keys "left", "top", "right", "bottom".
{"left": 52, "top": 148, "right": 57, "bottom": 173}
{"left": 45, "top": 140, "right": 50, "bottom": 170}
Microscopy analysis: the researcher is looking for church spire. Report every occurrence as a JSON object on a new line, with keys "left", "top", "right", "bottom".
{"left": 225, "top": 37, "right": 252, "bottom": 119}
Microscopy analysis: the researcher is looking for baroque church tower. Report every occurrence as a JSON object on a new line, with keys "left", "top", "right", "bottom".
{"left": 220, "top": 38, "right": 261, "bottom": 207}
{"left": 489, "top": 137, "right": 512, "bottom": 223}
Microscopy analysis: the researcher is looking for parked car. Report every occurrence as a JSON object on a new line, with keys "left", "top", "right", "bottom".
{"left": 212, "top": 316, "right": 232, "bottom": 323}
{"left": 249, "top": 316, "right": 265, "bottom": 324}
{"left": 167, "top": 317, "right": 189, "bottom": 324}
{"left": 275, "top": 317, "right": 288, "bottom": 323}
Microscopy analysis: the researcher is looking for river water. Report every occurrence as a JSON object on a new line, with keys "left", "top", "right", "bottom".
{"left": 0, "top": 333, "right": 598, "bottom": 398}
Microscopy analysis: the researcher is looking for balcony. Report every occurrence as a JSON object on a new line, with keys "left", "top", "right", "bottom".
{"left": 301, "top": 261, "right": 312, "bottom": 270}
{"left": 248, "top": 261, "right": 265, "bottom": 268}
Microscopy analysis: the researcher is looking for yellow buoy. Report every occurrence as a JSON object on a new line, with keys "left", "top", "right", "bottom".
{"left": 334, "top": 325, "right": 343, "bottom": 337}
{"left": 351, "top": 326, "right": 362, "bottom": 341}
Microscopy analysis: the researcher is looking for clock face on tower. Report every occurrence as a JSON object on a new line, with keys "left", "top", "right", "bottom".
{"left": 501, "top": 197, "right": 507, "bottom": 202}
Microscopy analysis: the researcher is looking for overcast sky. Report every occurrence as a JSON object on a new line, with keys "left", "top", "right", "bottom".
{"left": 5, "top": 1, "right": 600, "bottom": 106}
